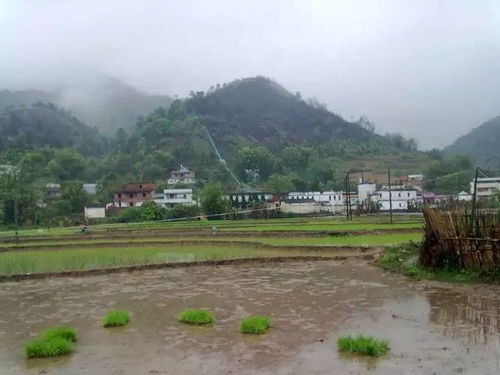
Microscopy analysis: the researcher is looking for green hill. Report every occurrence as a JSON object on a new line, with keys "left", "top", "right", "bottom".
{"left": 0, "top": 78, "right": 172, "bottom": 135}
{"left": 133, "top": 76, "right": 428, "bottom": 188}
{"left": 0, "top": 103, "right": 107, "bottom": 156}
{"left": 445, "top": 115, "right": 500, "bottom": 169}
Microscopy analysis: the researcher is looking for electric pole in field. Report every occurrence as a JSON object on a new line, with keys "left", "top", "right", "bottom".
{"left": 470, "top": 166, "right": 479, "bottom": 234}
{"left": 345, "top": 171, "right": 352, "bottom": 221}
{"left": 388, "top": 166, "right": 393, "bottom": 225}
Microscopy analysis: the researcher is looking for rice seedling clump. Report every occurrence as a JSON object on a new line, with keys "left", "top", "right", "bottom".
{"left": 178, "top": 309, "right": 215, "bottom": 325}
{"left": 337, "top": 335, "right": 390, "bottom": 357}
{"left": 25, "top": 337, "right": 74, "bottom": 358}
{"left": 103, "top": 310, "right": 131, "bottom": 327}
{"left": 42, "top": 326, "right": 78, "bottom": 342}
{"left": 240, "top": 316, "right": 271, "bottom": 334}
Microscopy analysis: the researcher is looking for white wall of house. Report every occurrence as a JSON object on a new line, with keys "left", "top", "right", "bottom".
{"left": 154, "top": 189, "right": 195, "bottom": 207}
{"left": 370, "top": 189, "right": 417, "bottom": 211}
{"left": 287, "top": 191, "right": 344, "bottom": 205}
{"left": 470, "top": 177, "right": 500, "bottom": 198}
{"left": 84, "top": 207, "right": 105, "bottom": 219}
{"left": 280, "top": 202, "right": 321, "bottom": 214}
{"left": 378, "top": 200, "right": 409, "bottom": 211}
{"left": 357, "top": 183, "right": 377, "bottom": 201}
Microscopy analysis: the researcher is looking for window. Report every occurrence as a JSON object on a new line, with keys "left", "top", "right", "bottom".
{"left": 399, "top": 202, "right": 402, "bottom": 207}
{"left": 139, "top": 185, "right": 143, "bottom": 189}
{"left": 142, "top": 193, "right": 146, "bottom": 198}
{"left": 407, "top": 193, "right": 410, "bottom": 197}
{"left": 129, "top": 193, "right": 133, "bottom": 198}
{"left": 118, "top": 193, "right": 121, "bottom": 198}
{"left": 398, "top": 193, "right": 401, "bottom": 197}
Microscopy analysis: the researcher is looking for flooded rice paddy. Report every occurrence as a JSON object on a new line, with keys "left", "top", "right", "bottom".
{"left": 0, "top": 260, "right": 498, "bottom": 374}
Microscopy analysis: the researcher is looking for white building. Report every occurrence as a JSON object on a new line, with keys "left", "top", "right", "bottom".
{"left": 286, "top": 191, "right": 346, "bottom": 214}
{"left": 84, "top": 207, "right": 106, "bottom": 219}
{"left": 357, "top": 183, "right": 377, "bottom": 202}
{"left": 370, "top": 188, "right": 418, "bottom": 211}
{"left": 470, "top": 177, "right": 500, "bottom": 199}
{"left": 167, "top": 165, "right": 196, "bottom": 185}
{"left": 287, "top": 191, "right": 344, "bottom": 204}
{"left": 154, "top": 189, "right": 195, "bottom": 208}
{"left": 83, "top": 183, "right": 97, "bottom": 195}
{"left": 457, "top": 191, "right": 472, "bottom": 201}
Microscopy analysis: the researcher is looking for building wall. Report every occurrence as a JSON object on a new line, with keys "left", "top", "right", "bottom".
{"left": 357, "top": 183, "right": 377, "bottom": 201}
{"left": 113, "top": 191, "right": 154, "bottom": 207}
{"left": 470, "top": 178, "right": 500, "bottom": 198}
{"left": 288, "top": 191, "right": 344, "bottom": 204}
{"left": 84, "top": 207, "right": 106, "bottom": 219}
{"left": 280, "top": 202, "right": 321, "bottom": 214}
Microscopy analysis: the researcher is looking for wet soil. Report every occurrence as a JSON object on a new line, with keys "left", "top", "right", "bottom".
{"left": 0, "top": 261, "right": 498, "bottom": 375}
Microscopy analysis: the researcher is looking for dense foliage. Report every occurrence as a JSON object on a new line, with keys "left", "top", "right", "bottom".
{"left": 445, "top": 115, "right": 500, "bottom": 169}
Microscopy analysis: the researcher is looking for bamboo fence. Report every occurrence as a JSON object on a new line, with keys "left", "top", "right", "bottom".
{"left": 421, "top": 208, "right": 500, "bottom": 270}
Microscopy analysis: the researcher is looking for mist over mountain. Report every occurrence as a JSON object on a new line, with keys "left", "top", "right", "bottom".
{"left": 445, "top": 115, "right": 500, "bottom": 169}
{"left": 0, "top": 77, "right": 172, "bottom": 134}
{"left": 0, "top": 102, "right": 107, "bottom": 156}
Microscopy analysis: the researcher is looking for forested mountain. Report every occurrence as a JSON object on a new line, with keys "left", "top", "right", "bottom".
{"left": 0, "top": 78, "right": 173, "bottom": 134}
{"left": 185, "top": 76, "right": 377, "bottom": 147}
{"left": 445, "top": 115, "right": 500, "bottom": 169}
{"left": 132, "top": 76, "right": 424, "bottom": 190}
{"left": 0, "top": 76, "right": 430, "bottom": 192}
{"left": 0, "top": 103, "right": 107, "bottom": 156}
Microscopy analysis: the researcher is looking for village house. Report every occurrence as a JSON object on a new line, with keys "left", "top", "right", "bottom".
{"left": 167, "top": 165, "right": 196, "bottom": 185}
{"left": 457, "top": 191, "right": 472, "bottom": 201}
{"left": 370, "top": 188, "right": 418, "bottom": 211}
{"left": 283, "top": 191, "right": 347, "bottom": 214}
{"left": 418, "top": 191, "right": 436, "bottom": 204}
{"left": 470, "top": 177, "right": 500, "bottom": 199}
{"left": 83, "top": 183, "right": 98, "bottom": 195}
{"left": 154, "top": 188, "right": 196, "bottom": 208}
{"left": 113, "top": 183, "right": 156, "bottom": 207}
{"left": 84, "top": 206, "right": 106, "bottom": 219}
{"left": 45, "top": 183, "right": 61, "bottom": 199}
{"left": 357, "top": 182, "right": 377, "bottom": 202}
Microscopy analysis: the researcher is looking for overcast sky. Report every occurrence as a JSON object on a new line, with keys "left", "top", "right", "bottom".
{"left": 1, "top": 0, "right": 499, "bottom": 149}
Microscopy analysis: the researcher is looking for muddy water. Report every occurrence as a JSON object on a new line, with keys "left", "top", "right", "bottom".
{"left": 0, "top": 261, "right": 498, "bottom": 375}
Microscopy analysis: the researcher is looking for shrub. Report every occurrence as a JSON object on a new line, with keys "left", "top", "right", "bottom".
{"left": 178, "top": 309, "right": 215, "bottom": 325}
{"left": 25, "top": 337, "right": 74, "bottom": 358}
{"left": 337, "top": 335, "right": 390, "bottom": 357}
{"left": 42, "top": 326, "right": 78, "bottom": 342}
{"left": 103, "top": 310, "right": 131, "bottom": 327}
{"left": 240, "top": 316, "right": 271, "bottom": 334}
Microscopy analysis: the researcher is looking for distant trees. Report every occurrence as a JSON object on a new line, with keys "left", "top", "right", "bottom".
{"left": 199, "top": 183, "right": 228, "bottom": 216}
{"left": 424, "top": 155, "right": 473, "bottom": 194}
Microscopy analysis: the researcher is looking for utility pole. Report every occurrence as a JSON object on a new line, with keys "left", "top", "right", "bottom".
{"left": 388, "top": 166, "right": 393, "bottom": 225}
{"left": 345, "top": 172, "right": 352, "bottom": 221}
{"left": 470, "top": 167, "right": 479, "bottom": 235}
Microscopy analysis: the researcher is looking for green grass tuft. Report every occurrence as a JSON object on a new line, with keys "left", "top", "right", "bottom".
{"left": 103, "top": 310, "right": 131, "bottom": 327}
{"left": 178, "top": 309, "right": 215, "bottom": 325}
{"left": 337, "top": 335, "right": 390, "bottom": 357}
{"left": 42, "top": 326, "right": 78, "bottom": 342}
{"left": 25, "top": 337, "right": 74, "bottom": 358}
{"left": 240, "top": 316, "right": 271, "bottom": 334}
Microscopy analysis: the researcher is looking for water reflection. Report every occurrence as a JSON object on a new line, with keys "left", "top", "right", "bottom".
{"left": 427, "top": 288, "right": 500, "bottom": 345}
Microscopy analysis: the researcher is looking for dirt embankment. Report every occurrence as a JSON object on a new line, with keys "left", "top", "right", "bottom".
{"left": 0, "top": 227, "right": 422, "bottom": 244}
{"left": 0, "top": 255, "right": 377, "bottom": 282}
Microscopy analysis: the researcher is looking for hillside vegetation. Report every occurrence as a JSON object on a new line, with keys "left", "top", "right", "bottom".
{"left": 0, "top": 103, "right": 107, "bottom": 156}
{"left": 0, "top": 78, "right": 172, "bottom": 134}
{"left": 445, "top": 115, "right": 500, "bottom": 169}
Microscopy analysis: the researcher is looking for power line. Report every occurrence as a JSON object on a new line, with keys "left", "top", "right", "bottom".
{"left": 204, "top": 127, "right": 248, "bottom": 189}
